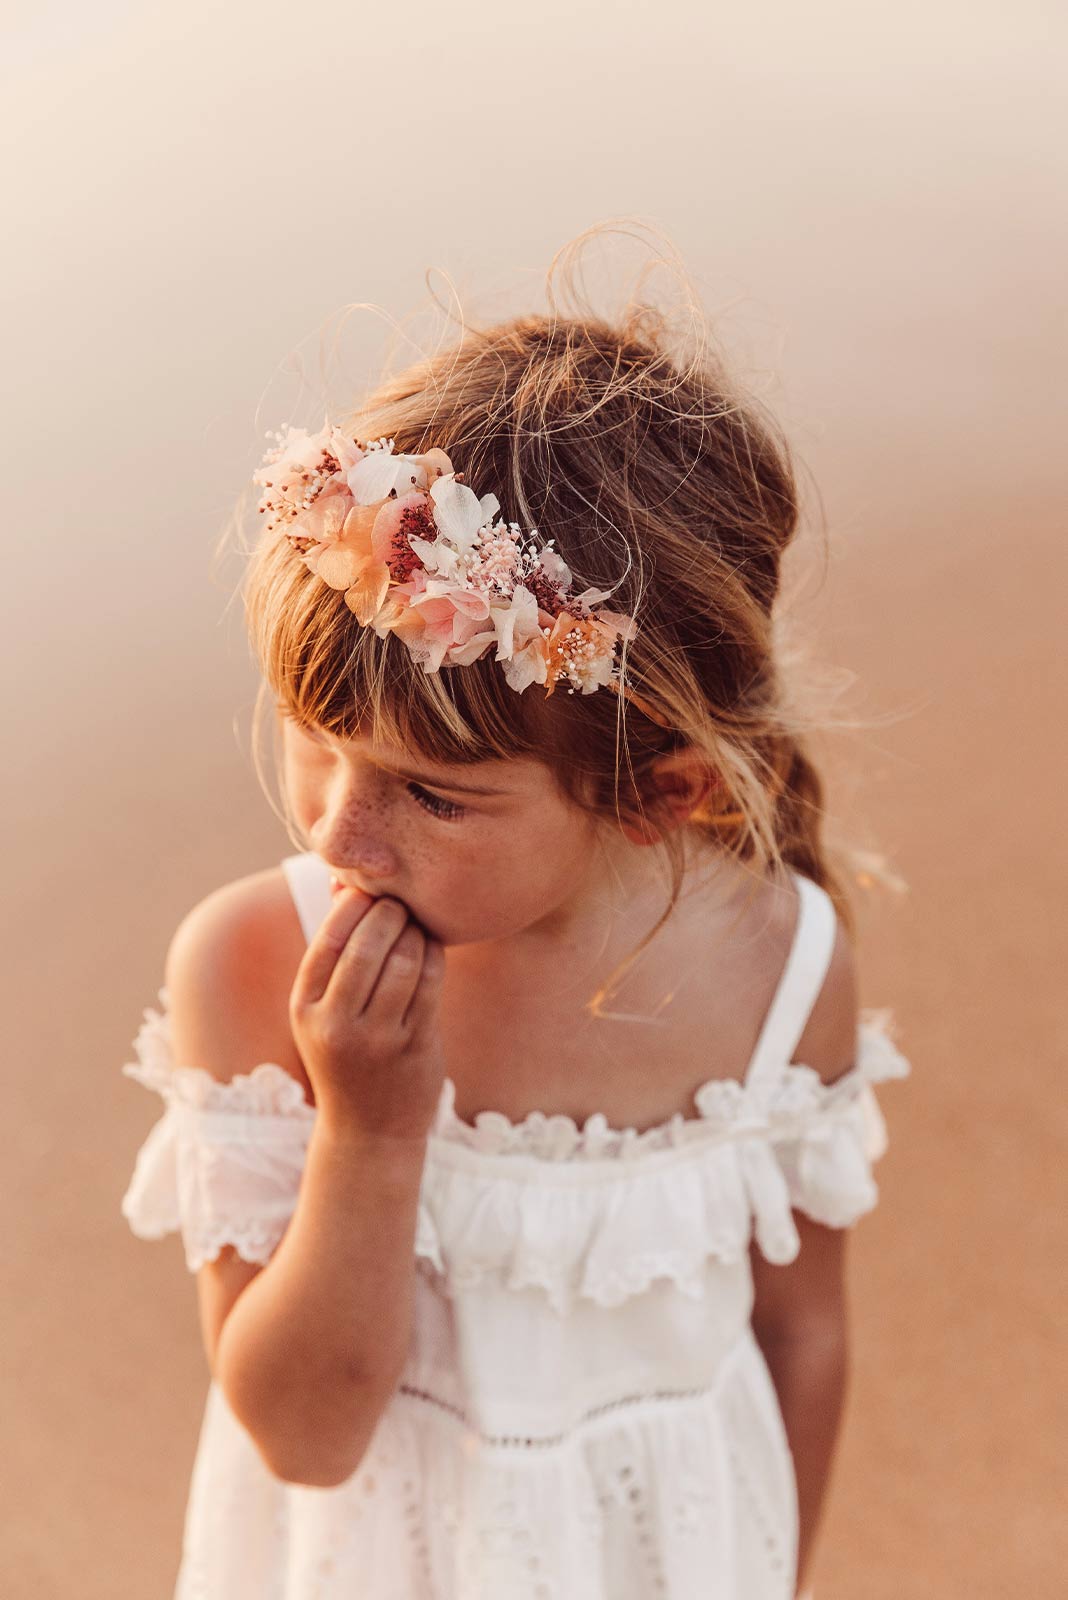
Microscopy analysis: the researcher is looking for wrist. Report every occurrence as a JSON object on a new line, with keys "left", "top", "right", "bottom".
{"left": 315, "top": 1115, "right": 429, "bottom": 1176}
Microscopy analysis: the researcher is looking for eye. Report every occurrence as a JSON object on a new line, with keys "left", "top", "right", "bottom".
{"left": 407, "top": 781, "right": 465, "bottom": 821}
{"left": 281, "top": 709, "right": 466, "bottom": 819}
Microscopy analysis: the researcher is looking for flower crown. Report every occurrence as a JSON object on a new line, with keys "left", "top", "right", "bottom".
{"left": 253, "top": 417, "right": 665, "bottom": 719}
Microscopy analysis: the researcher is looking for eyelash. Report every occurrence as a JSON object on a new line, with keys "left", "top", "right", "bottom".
{"left": 406, "top": 782, "right": 465, "bottom": 821}
{"left": 282, "top": 713, "right": 466, "bottom": 821}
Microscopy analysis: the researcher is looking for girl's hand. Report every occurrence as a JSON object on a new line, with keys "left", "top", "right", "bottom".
{"left": 288, "top": 888, "right": 447, "bottom": 1146}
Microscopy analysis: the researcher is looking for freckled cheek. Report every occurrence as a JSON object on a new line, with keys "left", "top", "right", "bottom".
{"left": 294, "top": 781, "right": 404, "bottom": 870}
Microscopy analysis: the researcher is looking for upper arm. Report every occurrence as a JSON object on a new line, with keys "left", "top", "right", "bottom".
{"left": 163, "top": 871, "right": 305, "bottom": 1377}
{"left": 749, "top": 912, "right": 859, "bottom": 1346}
{"left": 163, "top": 869, "right": 302, "bottom": 1086}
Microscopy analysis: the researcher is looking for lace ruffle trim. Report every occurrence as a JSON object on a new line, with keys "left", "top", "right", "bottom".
{"left": 430, "top": 1010, "right": 910, "bottom": 1160}
{"left": 414, "top": 1072, "right": 904, "bottom": 1313}
{"left": 121, "top": 987, "right": 316, "bottom": 1119}
{"left": 413, "top": 1012, "right": 910, "bottom": 1311}
{"left": 121, "top": 1201, "right": 290, "bottom": 1273}
{"left": 122, "top": 988, "right": 906, "bottom": 1155}
{"left": 121, "top": 990, "right": 910, "bottom": 1304}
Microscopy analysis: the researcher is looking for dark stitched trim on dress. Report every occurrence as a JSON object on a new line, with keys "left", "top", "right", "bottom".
{"left": 394, "top": 1377, "right": 723, "bottom": 1449}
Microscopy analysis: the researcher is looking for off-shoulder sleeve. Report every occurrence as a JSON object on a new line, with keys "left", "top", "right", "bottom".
{"left": 768, "top": 1008, "right": 912, "bottom": 1230}
{"left": 119, "top": 987, "right": 316, "bottom": 1271}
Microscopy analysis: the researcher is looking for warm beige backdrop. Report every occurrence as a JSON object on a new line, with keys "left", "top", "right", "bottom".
{"left": 4, "top": 3, "right": 1064, "bottom": 1597}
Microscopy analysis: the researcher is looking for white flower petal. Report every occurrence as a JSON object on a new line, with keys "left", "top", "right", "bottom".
{"left": 502, "top": 645, "right": 548, "bottom": 692}
{"left": 493, "top": 605, "right": 518, "bottom": 660}
{"left": 537, "top": 548, "right": 572, "bottom": 589}
{"left": 408, "top": 536, "right": 461, "bottom": 580}
{"left": 486, "top": 586, "right": 542, "bottom": 662}
{"left": 347, "top": 449, "right": 423, "bottom": 504}
{"left": 430, "top": 475, "right": 485, "bottom": 550}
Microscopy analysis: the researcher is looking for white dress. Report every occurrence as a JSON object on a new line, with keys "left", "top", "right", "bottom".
{"left": 120, "top": 850, "right": 911, "bottom": 1600}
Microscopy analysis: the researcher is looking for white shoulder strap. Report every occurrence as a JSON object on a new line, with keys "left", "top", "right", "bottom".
{"left": 280, "top": 852, "right": 333, "bottom": 945}
{"left": 743, "top": 871, "right": 838, "bottom": 1092}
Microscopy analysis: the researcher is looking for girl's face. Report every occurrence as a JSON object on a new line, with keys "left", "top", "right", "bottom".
{"left": 278, "top": 709, "right": 614, "bottom": 948}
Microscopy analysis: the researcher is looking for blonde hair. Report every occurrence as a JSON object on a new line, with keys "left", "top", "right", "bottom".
{"left": 230, "top": 225, "right": 905, "bottom": 1017}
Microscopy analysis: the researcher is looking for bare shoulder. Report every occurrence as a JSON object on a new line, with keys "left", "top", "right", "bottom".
{"left": 659, "top": 858, "right": 858, "bottom": 1101}
{"left": 162, "top": 868, "right": 312, "bottom": 1379}
{"left": 712, "top": 864, "right": 860, "bottom": 1088}
{"left": 163, "top": 865, "right": 309, "bottom": 1089}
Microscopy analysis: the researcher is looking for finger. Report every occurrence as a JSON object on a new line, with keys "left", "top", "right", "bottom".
{"left": 402, "top": 937, "right": 446, "bottom": 1032}
{"left": 290, "top": 888, "right": 377, "bottom": 1008}
{"left": 324, "top": 897, "right": 410, "bottom": 1013}
{"left": 365, "top": 920, "right": 427, "bottom": 1023}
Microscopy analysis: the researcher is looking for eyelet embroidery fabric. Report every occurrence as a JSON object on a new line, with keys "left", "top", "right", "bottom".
{"left": 120, "top": 852, "right": 911, "bottom": 1599}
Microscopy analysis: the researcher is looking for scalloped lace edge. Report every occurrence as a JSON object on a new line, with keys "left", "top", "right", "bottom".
{"left": 412, "top": 1181, "right": 880, "bottom": 1315}
{"left": 121, "top": 986, "right": 315, "bottom": 1118}
{"left": 121, "top": 1200, "right": 285, "bottom": 1272}
{"left": 431, "top": 1009, "right": 909, "bottom": 1159}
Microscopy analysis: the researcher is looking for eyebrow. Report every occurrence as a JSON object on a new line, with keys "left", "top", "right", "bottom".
{"left": 380, "top": 762, "right": 512, "bottom": 798}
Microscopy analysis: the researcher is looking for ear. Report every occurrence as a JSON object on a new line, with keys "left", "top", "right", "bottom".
{"left": 618, "top": 748, "right": 719, "bottom": 847}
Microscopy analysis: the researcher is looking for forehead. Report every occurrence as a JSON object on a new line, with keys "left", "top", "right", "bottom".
{"left": 277, "top": 705, "right": 548, "bottom": 798}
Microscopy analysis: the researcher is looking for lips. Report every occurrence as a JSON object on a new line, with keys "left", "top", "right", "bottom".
{"left": 328, "top": 876, "right": 435, "bottom": 939}
{"left": 329, "top": 875, "right": 372, "bottom": 898}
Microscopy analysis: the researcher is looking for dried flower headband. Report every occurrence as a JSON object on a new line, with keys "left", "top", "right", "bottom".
{"left": 253, "top": 417, "right": 668, "bottom": 724}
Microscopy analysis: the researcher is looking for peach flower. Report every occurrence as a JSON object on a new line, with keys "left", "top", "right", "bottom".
{"left": 291, "top": 488, "right": 427, "bottom": 627}
{"left": 323, "top": 424, "right": 367, "bottom": 473}
{"left": 544, "top": 606, "right": 635, "bottom": 697}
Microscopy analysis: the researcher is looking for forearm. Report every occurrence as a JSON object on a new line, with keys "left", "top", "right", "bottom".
{"left": 216, "top": 1119, "right": 426, "bottom": 1486}
{"left": 754, "top": 1322, "right": 849, "bottom": 1595}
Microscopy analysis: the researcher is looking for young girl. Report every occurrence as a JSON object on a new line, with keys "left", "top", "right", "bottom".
{"left": 120, "top": 288, "right": 911, "bottom": 1600}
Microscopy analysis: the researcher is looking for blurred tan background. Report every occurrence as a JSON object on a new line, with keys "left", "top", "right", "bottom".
{"left": 3, "top": 1, "right": 1065, "bottom": 1596}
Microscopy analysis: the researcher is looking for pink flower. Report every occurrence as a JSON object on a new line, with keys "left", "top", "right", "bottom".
{"left": 445, "top": 585, "right": 551, "bottom": 692}
{"left": 365, "top": 491, "right": 433, "bottom": 583}
{"left": 254, "top": 418, "right": 366, "bottom": 534}
{"left": 403, "top": 578, "right": 494, "bottom": 674}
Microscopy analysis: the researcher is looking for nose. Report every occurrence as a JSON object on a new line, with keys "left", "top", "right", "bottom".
{"left": 308, "top": 790, "right": 400, "bottom": 884}
{"left": 310, "top": 830, "right": 397, "bottom": 883}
